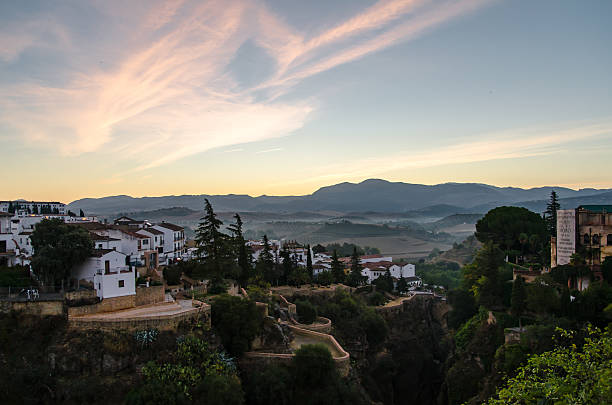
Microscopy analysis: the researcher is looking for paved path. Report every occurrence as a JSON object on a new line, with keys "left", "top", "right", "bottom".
{"left": 71, "top": 300, "right": 197, "bottom": 320}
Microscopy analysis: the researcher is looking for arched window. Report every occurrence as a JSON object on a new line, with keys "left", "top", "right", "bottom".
{"left": 583, "top": 234, "right": 590, "bottom": 245}
{"left": 608, "top": 234, "right": 612, "bottom": 246}
{"left": 592, "top": 234, "right": 600, "bottom": 245}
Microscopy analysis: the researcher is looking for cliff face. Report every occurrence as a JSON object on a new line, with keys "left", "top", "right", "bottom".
{"left": 362, "top": 297, "right": 453, "bottom": 405}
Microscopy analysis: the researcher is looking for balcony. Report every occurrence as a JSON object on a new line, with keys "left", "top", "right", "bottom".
{"left": 97, "top": 266, "right": 131, "bottom": 275}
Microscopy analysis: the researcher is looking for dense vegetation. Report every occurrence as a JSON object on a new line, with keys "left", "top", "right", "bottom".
{"left": 443, "top": 199, "right": 612, "bottom": 404}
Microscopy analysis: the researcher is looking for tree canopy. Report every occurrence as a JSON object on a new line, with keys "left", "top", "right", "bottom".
{"left": 30, "top": 218, "right": 93, "bottom": 286}
{"left": 475, "top": 206, "right": 548, "bottom": 260}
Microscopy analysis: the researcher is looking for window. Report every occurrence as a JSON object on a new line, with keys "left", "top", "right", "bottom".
{"left": 608, "top": 234, "right": 612, "bottom": 246}
{"left": 583, "top": 234, "right": 590, "bottom": 244}
{"left": 592, "top": 234, "right": 600, "bottom": 245}
{"left": 118, "top": 280, "right": 125, "bottom": 288}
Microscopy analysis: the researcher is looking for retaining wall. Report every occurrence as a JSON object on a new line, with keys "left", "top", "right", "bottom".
{"left": 0, "top": 300, "right": 65, "bottom": 317}
{"left": 67, "top": 294, "right": 136, "bottom": 317}
{"left": 292, "top": 316, "right": 332, "bottom": 334}
{"left": 244, "top": 324, "right": 350, "bottom": 377}
{"left": 135, "top": 285, "right": 165, "bottom": 306}
{"left": 69, "top": 304, "right": 211, "bottom": 332}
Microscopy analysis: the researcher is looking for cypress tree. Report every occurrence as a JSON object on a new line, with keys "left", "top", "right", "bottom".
{"left": 511, "top": 276, "right": 527, "bottom": 329}
{"left": 306, "top": 244, "right": 313, "bottom": 279}
{"left": 331, "top": 249, "right": 345, "bottom": 284}
{"left": 79, "top": 209, "right": 85, "bottom": 217}
{"left": 7, "top": 201, "right": 14, "bottom": 213}
{"left": 545, "top": 190, "right": 561, "bottom": 235}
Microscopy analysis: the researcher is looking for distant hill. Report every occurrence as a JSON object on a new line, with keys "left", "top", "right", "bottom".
{"left": 68, "top": 179, "right": 612, "bottom": 215}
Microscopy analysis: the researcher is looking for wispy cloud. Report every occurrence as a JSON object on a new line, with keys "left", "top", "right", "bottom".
{"left": 255, "top": 147, "right": 283, "bottom": 154}
{"left": 0, "top": 0, "right": 493, "bottom": 170}
{"left": 272, "top": 120, "right": 612, "bottom": 187}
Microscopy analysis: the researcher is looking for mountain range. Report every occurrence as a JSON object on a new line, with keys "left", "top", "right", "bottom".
{"left": 67, "top": 179, "right": 612, "bottom": 216}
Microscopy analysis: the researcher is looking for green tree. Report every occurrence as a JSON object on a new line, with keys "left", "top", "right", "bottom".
{"left": 396, "top": 276, "right": 407, "bottom": 294}
{"left": 372, "top": 269, "right": 393, "bottom": 293}
{"left": 346, "top": 247, "right": 366, "bottom": 287}
{"left": 330, "top": 250, "right": 345, "bottom": 284}
{"left": 293, "top": 344, "right": 340, "bottom": 403}
{"left": 511, "top": 276, "right": 527, "bottom": 328}
{"left": 312, "top": 244, "right": 326, "bottom": 254}
{"left": 7, "top": 201, "right": 14, "bottom": 213}
{"left": 487, "top": 327, "right": 612, "bottom": 404}
{"left": 257, "top": 235, "right": 277, "bottom": 284}
{"left": 79, "top": 209, "right": 85, "bottom": 217}
{"left": 316, "top": 270, "right": 334, "bottom": 286}
{"left": 545, "top": 190, "right": 561, "bottom": 236}
{"left": 228, "top": 214, "right": 252, "bottom": 288}
{"left": 296, "top": 299, "right": 318, "bottom": 324}
{"left": 30, "top": 218, "right": 93, "bottom": 286}
{"left": 463, "top": 241, "right": 506, "bottom": 308}
{"left": 306, "top": 244, "right": 313, "bottom": 279}
{"left": 211, "top": 294, "right": 263, "bottom": 357}
{"left": 195, "top": 199, "right": 232, "bottom": 282}
{"left": 475, "top": 206, "right": 548, "bottom": 261}
{"left": 447, "top": 288, "right": 477, "bottom": 329}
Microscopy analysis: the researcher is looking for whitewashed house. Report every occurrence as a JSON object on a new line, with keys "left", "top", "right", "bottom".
{"left": 0, "top": 212, "right": 17, "bottom": 267}
{"left": 72, "top": 249, "right": 135, "bottom": 299}
{"left": 152, "top": 222, "right": 185, "bottom": 263}
{"left": 389, "top": 262, "right": 416, "bottom": 279}
{"left": 361, "top": 261, "right": 393, "bottom": 284}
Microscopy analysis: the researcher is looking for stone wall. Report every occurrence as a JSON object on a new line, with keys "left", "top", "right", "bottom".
{"left": 0, "top": 299, "right": 65, "bottom": 317}
{"left": 135, "top": 285, "right": 164, "bottom": 306}
{"left": 64, "top": 289, "right": 97, "bottom": 302}
{"left": 244, "top": 324, "right": 350, "bottom": 377}
{"left": 69, "top": 304, "right": 210, "bottom": 332}
{"left": 292, "top": 316, "right": 332, "bottom": 334}
{"left": 67, "top": 294, "right": 136, "bottom": 317}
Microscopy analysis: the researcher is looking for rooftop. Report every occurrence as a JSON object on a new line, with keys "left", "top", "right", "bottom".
{"left": 156, "top": 222, "right": 184, "bottom": 232}
{"left": 578, "top": 205, "right": 612, "bottom": 213}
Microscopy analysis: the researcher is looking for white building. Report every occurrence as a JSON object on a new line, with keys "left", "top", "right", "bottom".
{"left": 0, "top": 201, "right": 66, "bottom": 215}
{"left": 152, "top": 222, "right": 186, "bottom": 263}
{"left": 71, "top": 249, "right": 135, "bottom": 299}
{"left": 0, "top": 212, "right": 16, "bottom": 267}
{"left": 389, "top": 262, "right": 416, "bottom": 279}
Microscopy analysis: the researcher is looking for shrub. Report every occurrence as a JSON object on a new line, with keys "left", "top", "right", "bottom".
{"left": 296, "top": 299, "right": 317, "bottom": 324}
{"left": 211, "top": 295, "right": 263, "bottom": 357}
{"left": 368, "top": 292, "right": 386, "bottom": 306}
{"left": 163, "top": 266, "right": 182, "bottom": 285}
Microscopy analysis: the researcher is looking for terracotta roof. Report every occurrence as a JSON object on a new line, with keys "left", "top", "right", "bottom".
{"left": 121, "top": 230, "right": 149, "bottom": 239}
{"left": 90, "top": 233, "right": 121, "bottom": 241}
{"left": 156, "top": 222, "right": 184, "bottom": 232}
{"left": 91, "top": 249, "right": 125, "bottom": 257}
{"left": 138, "top": 228, "right": 164, "bottom": 235}
{"left": 70, "top": 222, "right": 109, "bottom": 230}
{"left": 18, "top": 231, "right": 33, "bottom": 235}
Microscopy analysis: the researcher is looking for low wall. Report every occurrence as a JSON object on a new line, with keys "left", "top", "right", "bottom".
{"left": 69, "top": 304, "right": 211, "bottom": 332}
{"left": 67, "top": 294, "right": 136, "bottom": 317}
{"left": 135, "top": 285, "right": 164, "bottom": 306}
{"left": 244, "top": 324, "right": 350, "bottom": 377}
{"left": 64, "top": 289, "right": 97, "bottom": 302}
{"left": 0, "top": 299, "right": 65, "bottom": 317}
{"left": 292, "top": 317, "right": 332, "bottom": 334}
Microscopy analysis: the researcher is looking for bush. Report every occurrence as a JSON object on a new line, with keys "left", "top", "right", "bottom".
{"left": 163, "top": 266, "right": 182, "bottom": 285}
{"left": 296, "top": 299, "right": 318, "bottom": 324}
{"left": 0, "top": 266, "right": 31, "bottom": 287}
{"left": 368, "top": 292, "right": 386, "bottom": 306}
{"left": 211, "top": 295, "right": 263, "bottom": 357}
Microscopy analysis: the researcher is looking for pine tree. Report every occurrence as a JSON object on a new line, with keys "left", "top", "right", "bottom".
{"left": 228, "top": 214, "right": 251, "bottom": 287}
{"left": 79, "top": 209, "right": 85, "bottom": 217}
{"left": 257, "top": 235, "right": 276, "bottom": 284}
{"left": 347, "top": 247, "right": 365, "bottom": 286}
{"left": 545, "top": 190, "right": 561, "bottom": 235}
{"left": 306, "top": 244, "right": 313, "bottom": 279}
{"left": 280, "top": 246, "right": 293, "bottom": 284}
{"left": 33, "top": 205, "right": 39, "bottom": 215}
{"left": 331, "top": 249, "right": 345, "bottom": 284}
{"left": 511, "top": 276, "right": 527, "bottom": 329}
{"left": 397, "top": 275, "right": 408, "bottom": 294}
{"left": 195, "top": 199, "right": 230, "bottom": 282}
{"left": 7, "top": 201, "right": 14, "bottom": 213}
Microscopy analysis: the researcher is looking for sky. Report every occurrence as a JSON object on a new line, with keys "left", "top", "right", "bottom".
{"left": 1, "top": 0, "right": 611, "bottom": 203}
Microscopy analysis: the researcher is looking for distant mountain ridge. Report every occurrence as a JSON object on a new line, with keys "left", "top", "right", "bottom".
{"left": 67, "top": 179, "right": 612, "bottom": 215}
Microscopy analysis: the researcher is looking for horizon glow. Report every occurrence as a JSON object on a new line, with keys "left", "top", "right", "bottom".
{"left": 1, "top": 0, "right": 611, "bottom": 203}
